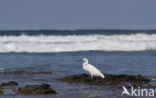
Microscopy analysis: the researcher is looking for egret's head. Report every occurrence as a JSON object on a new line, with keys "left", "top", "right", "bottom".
{"left": 82, "top": 58, "right": 88, "bottom": 63}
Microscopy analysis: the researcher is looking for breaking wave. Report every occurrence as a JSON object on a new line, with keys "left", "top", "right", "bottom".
{"left": 0, "top": 33, "right": 156, "bottom": 52}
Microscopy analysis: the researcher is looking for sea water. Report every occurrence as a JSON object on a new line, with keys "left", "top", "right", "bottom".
{"left": 0, "top": 30, "right": 156, "bottom": 97}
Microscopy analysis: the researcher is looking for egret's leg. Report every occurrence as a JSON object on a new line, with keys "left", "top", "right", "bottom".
{"left": 91, "top": 74, "right": 93, "bottom": 79}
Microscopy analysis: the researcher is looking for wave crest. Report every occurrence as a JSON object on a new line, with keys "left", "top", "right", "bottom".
{"left": 0, "top": 33, "right": 156, "bottom": 52}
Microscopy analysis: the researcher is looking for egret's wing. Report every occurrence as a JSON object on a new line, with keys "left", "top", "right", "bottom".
{"left": 87, "top": 64, "right": 102, "bottom": 74}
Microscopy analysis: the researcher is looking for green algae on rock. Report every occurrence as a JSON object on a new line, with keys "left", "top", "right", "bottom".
{"left": 58, "top": 73, "right": 150, "bottom": 87}
{"left": 0, "top": 88, "right": 3, "bottom": 94}
{"left": 0, "top": 71, "right": 53, "bottom": 75}
{"left": 17, "top": 84, "right": 57, "bottom": 94}
{"left": 1, "top": 81, "right": 18, "bottom": 87}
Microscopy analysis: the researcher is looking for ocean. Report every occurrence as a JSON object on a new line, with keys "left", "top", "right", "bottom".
{"left": 0, "top": 30, "right": 156, "bottom": 97}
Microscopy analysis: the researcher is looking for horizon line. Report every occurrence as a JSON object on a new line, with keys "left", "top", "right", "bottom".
{"left": 0, "top": 29, "right": 156, "bottom": 31}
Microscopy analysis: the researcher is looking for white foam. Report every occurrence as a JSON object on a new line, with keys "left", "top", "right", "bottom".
{"left": 0, "top": 33, "right": 156, "bottom": 52}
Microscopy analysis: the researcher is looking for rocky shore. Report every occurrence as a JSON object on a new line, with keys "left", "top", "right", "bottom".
{"left": 0, "top": 71, "right": 155, "bottom": 96}
{"left": 0, "top": 80, "right": 57, "bottom": 95}
{"left": 58, "top": 73, "right": 152, "bottom": 87}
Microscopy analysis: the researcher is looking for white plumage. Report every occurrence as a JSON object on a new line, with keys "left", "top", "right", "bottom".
{"left": 82, "top": 58, "right": 105, "bottom": 79}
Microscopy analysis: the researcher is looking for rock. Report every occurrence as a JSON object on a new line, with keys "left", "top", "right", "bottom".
{"left": 17, "top": 84, "right": 57, "bottom": 94}
{"left": 12, "top": 71, "right": 25, "bottom": 74}
{"left": 58, "top": 73, "right": 150, "bottom": 87}
{"left": 1, "top": 81, "right": 18, "bottom": 86}
{"left": 0, "top": 88, "right": 3, "bottom": 94}
{"left": 0, "top": 71, "right": 53, "bottom": 75}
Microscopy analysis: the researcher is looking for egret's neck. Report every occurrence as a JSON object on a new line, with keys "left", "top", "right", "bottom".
{"left": 83, "top": 61, "right": 88, "bottom": 65}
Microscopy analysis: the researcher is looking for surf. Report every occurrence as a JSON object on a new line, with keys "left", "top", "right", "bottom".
{"left": 0, "top": 33, "right": 156, "bottom": 53}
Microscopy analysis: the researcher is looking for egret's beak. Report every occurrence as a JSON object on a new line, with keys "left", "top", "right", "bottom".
{"left": 77, "top": 59, "right": 82, "bottom": 62}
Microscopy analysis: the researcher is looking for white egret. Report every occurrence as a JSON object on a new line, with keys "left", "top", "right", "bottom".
{"left": 82, "top": 58, "right": 105, "bottom": 79}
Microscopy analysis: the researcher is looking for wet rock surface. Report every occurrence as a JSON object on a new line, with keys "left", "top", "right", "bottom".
{"left": 17, "top": 84, "right": 57, "bottom": 94}
{"left": 1, "top": 81, "right": 18, "bottom": 87}
{"left": 0, "top": 71, "right": 53, "bottom": 75}
{"left": 0, "top": 88, "right": 3, "bottom": 94}
{"left": 58, "top": 73, "right": 150, "bottom": 87}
